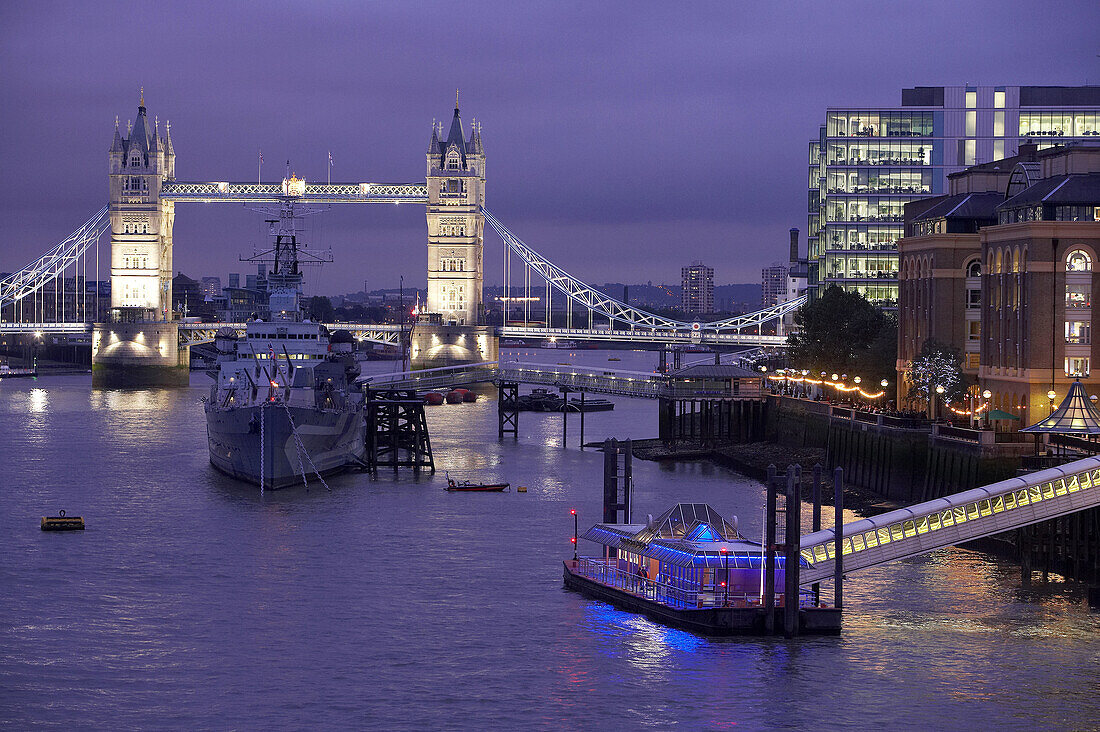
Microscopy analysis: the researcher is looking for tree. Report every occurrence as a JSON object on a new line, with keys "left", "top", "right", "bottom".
{"left": 905, "top": 339, "right": 967, "bottom": 409}
{"left": 786, "top": 287, "right": 896, "bottom": 385}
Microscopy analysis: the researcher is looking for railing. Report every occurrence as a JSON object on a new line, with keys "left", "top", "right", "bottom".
{"left": 497, "top": 325, "right": 788, "bottom": 346}
{"left": 576, "top": 558, "right": 814, "bottom": 609}
{"left": 0, "top": 322, "right": 92, "bottom": 334}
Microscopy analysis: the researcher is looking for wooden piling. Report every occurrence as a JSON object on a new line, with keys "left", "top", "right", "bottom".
{"left": 784, "top": 464, "right": 802, "bottom": 638}
{"left": 764, "top": 464, "right": 778, "bottom": 634}
{"left": 834, "top": 466, "right": 844, "bottom": 610}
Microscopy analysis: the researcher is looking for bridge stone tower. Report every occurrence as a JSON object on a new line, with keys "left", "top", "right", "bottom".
{"left": 93, "top": 92, "right": 188, "bottom": 386}
{"left": 425, "top": 95, "right": 484, "bottom": 325}
{"left": 411, "top": 95, "right": 496, "bottom": 369}
{"left": 108, "top": 91, "right": 176, "bottom": 320}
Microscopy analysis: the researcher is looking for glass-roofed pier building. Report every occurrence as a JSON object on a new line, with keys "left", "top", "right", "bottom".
{"left": 563, "top": 503, "right": 841, "bottom": 636}
{"left": 808, "top": 85, "right": 1100, "bottom": 309}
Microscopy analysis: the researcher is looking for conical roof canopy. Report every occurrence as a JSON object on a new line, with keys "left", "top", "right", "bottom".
{"left": 1022, "top": 380, "right": 1100, "bottom": 434}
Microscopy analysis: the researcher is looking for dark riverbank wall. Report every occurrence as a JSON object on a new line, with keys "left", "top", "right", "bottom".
{"left": 657, "top": 394, "right": 1098, "bottom": 587}
{"left": 761, "top": 396, "right": 1025, "bottom": 503}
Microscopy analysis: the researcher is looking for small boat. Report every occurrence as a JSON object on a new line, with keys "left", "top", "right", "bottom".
{"left": 568, "top": 398, "right": 615, "bottom": 413}
{"left": 445, "top": 475, "right": 510, "bottom": 492}
{"left": 41, "top": 510, "right": 85, "bottom": 531}
{"left": 462, "top": 391, "right": 478, "bottom": 403}
{"left": 607, "top": 357, "right": 621, "bottom": 362}
{"left": 446, "top": 388, "right": 468, "bottom": 404}
{"left": 423, "top": 391, "right": 445, "bottom": 406}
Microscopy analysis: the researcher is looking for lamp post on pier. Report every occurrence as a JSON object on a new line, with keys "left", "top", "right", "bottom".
{"left": 570, "top": 508, "right": 578, "bottom": 561}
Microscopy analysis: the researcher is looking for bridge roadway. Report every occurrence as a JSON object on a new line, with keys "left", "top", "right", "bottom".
{"left": 358, "top": 360, "right": 741, "bottom": 400}
{"left": 499, "top": 326, "right": 786, "bottom": 346}
{"left": 799, "top": 456, "right": 1100, "bottom": 585}
{"left": 5, "top": 321, "right": 786, "bottom": 349}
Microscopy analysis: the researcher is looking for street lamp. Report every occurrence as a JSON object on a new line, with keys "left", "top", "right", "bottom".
{"left": 570, "top": 508, "right": 578, "bottom": 561}
{"left": 935, "top": 384, "right": 945, "bottom": 422}
{"left": 1047, "top": 389, "right": 1057, "bottom": 414}
{"left": 720, "top": 546, "right": 729, "bottom": 607}
{"left": 982, "top": 389, "right": 992, "bottom": 429}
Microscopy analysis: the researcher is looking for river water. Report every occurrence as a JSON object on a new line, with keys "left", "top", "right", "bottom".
{"left": 1, "top": 348, "right": 1098, "bottom": 729}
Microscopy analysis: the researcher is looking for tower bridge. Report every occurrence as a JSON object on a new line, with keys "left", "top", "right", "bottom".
{"left": 0, "top": 92, "right": 800, "bottom": 386}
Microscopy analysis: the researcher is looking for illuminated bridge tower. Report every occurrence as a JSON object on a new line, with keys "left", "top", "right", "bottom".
{"left": 412, "top": 94, "right": 496, "bottom": 369}
{"left": 425, "top": 94, "right": 485, "bottom": 325}
{"left": 93, "top": 91, "right": 188, "bottom": 386}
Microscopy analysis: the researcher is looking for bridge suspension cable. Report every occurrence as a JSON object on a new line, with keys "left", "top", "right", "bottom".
{"left": 0, "top": 206, "right": 109, "bottom": 323}
{"left": 482, "top": 208, "right": 805, "bottom": 334}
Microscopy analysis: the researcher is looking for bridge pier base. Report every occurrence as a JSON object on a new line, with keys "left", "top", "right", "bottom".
{"left": 91, "top": 322, "right": 190, "bottom": 388}
{"left": 409, "top": 323, "right": 497, "bottom": 370}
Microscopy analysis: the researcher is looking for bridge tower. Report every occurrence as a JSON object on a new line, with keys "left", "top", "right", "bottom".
{"left": 425, "top": 93, "right": 484, "bottom": 325}
{"left": 93, "top": 91, "right": 188, "bottom": 386}
{"left": 107, "top": 90, "right": 176, "bottom": 320}
{"left": 411, "top": 94, "right": 496, "bottom": 369}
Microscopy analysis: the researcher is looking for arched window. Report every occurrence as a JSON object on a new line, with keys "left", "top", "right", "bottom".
{"left": 129, "top": 153, "right": 142, "bottom": 167}
{"left": 1067, "top": 249, "right": 1092, "bottom": 272}
{"left": 994, "top": 249, "right": 1003, "bottom": 274}
{"left": 1012, "top": 247, "right": 1021, "bottom": 273}
{"left": 966, "top": 259, "right": 981, "bottom": 278}
{"left": 445, "top": 152, "right": 461, "bottom": 170}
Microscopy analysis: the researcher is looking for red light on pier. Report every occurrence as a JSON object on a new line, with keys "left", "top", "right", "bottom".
{"left": 570, "top": 508, "right": 576, "bottom": 515}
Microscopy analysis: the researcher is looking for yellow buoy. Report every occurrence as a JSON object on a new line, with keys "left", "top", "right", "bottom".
{"left": 41, "top": 510, "right": 84, "bottom": 531}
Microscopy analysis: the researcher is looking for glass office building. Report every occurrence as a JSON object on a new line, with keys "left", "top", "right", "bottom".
{"left": 807, "top": 85, "right": 1100, "bottom": 308}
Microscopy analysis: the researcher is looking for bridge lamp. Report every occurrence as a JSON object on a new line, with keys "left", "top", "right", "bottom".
{"left": 1047, "top": 389, "right": 1057, "bottom": 401}
{"left": 853, "top": 376, "right": 861, "bottom": 384}
{"left": 33, "top": 330, "right": 43, "bottom": 339}
{"left": 881, "top": 379, "right": 889, "bottom": 388}
{"left": 982, "top": 389, "right": 992, "bottom": 399}
{"left": 831, "top": 373, "right": 839, "bottom": 381}
{"left": 1091, "top": 395, "right": 1098, "bottom": 403}
{"left": 802, "top": 370, "right": 809, "bottom": 376}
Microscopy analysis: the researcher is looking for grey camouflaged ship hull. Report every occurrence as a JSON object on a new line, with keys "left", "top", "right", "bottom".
{"left": 206, "top": 402, "right": 366, "bottom": 489}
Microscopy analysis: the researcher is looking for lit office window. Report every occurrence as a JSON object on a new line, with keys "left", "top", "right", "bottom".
{"left": 965, "top": 90, "right": 977, "bottom": 108}
{"left": 994, "top": 90, "right": 1005, "bottom": 109}
{"left": 1067, "top": 250, "right": 1093, "bottom": 272}
{"left": 1066, "top": 357, "right": 1090, "bottom": 377}
{"left": 994, "top": 111, "right": 1004, "bottom": 137}
{"left": 966, "top": 111, "right": 977, "bottom": 137}
{"left": 993, "top": 140, "right": 1005, "bottom": 161}
{"left": 964, "top": 139, "right": 976, "bottom": 166}
{"left": 1066, "top": 321, "right": 1091, "bottom": 345}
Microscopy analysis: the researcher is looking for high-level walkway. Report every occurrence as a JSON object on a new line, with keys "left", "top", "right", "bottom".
{"left": 799, "top": 456, "right": 1100, "bottom": 585}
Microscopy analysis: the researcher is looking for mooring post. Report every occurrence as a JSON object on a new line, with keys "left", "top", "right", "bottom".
{"left": 561, "top": 387, "right": 568, "bottom": 448}
{"left": 784, "top": 464, "right": 802, "bottom": 638}
{"left": 579, "top": 390, "right": 586, "bottom": 449}
{"left": 812, "top": 463, "right": 822, "bottom": 606}
{"left": 834, "top": 466, "right": 844, "bottom": 610}
{"left": 603, "top": 438, "right": 618, "bottom": 524}
{"left": 764, "top": 464, "right": 778, "bottom": 634}
{"left": 623, "top": 438, "right": 633, "bottom": 523}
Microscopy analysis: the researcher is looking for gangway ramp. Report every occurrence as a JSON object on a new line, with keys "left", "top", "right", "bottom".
{"left": 799, "top": 456, "right": 1100, "bottom": 585}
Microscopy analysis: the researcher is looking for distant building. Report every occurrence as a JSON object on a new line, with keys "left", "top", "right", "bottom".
{"left": 681, "top": 262, "right": 714, "bottom": 315}
{"left": 808, "top": 85, "right": 1100, "bottom": 310}
{"left": 201, "top": 276, "right": 221, "bottom": 299}
{"left": 228, "top": 273, "right": 240, "bottom": 289}
{"left": 172, "top": 272, "right": 213, "bottom": 319}
{"left": 761, "top": 263, "right": 788, "bottom": 307}
{"left": 782, "top": 228, "right": 808, "bottom": 335}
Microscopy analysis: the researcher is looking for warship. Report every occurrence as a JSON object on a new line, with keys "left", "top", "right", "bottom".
{"left": 204, "top": 200, "right": 366, "bottom": 489}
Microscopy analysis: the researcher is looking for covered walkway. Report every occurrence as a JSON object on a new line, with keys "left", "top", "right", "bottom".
{"left": 800, "top": 456, "right": 1100, "bottom": 585}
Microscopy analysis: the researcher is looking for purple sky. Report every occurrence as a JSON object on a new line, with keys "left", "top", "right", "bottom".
{"left": 1, "top": 1, "right": 1098, "bottom": 295}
